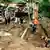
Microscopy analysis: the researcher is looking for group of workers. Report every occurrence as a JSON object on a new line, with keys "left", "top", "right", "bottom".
{"left": 4, "top": 2, "right": 39, "bottom": 34}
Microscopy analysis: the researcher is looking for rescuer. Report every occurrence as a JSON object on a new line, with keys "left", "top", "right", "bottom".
{"left": 32, "top": 17, "right": 39, "bottom": 33}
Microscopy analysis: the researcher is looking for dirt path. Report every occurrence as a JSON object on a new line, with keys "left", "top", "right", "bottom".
{"left": 24, "top": 24, "right": 49, "bottom": 47}
{"left": 0, "top": 23, "right": 50, "bottom": 50}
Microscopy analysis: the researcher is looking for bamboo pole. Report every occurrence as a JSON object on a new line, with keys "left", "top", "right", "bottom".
{"left": 21, "top": 28, "right": 28, "bottom": 39}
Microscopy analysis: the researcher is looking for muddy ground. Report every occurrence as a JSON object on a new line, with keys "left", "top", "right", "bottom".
{"left": 0, "top": 22, "right": 50, "bottom": 50}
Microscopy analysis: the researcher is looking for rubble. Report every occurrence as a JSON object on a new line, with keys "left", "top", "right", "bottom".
{"left": 0, "top": 31, "right": 12, "bottom": 36}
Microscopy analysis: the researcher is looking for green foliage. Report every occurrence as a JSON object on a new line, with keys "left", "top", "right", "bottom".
{"left": 0, "top": 0, "right": 11, "bottom": 3}
{"left": 39, "top": 0, "right": 50, "bottom": 18}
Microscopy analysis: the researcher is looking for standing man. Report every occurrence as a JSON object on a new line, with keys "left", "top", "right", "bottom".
{"left": 5, "top": 8, "right": 10, "bottom": 24}
{"left": 32, "top": 2, "right": 39, "bottom": 33}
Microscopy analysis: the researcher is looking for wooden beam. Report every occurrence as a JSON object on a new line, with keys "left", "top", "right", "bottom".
{"left": 21, "top": 28, "right": 28, "bottom": 39}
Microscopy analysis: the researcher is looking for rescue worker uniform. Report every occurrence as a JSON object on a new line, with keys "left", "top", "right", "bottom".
{"left": 32, "top": 19, "right": 39, "bottom": 32}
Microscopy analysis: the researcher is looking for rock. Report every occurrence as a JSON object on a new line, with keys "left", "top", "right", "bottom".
{"left": 0, "top": 31, "right": 12, "bottom": 36}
